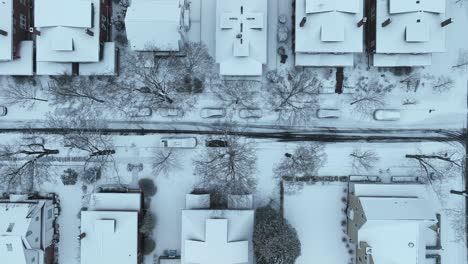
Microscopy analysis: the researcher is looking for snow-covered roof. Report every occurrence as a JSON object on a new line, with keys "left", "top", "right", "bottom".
{"left": 80, "top": 211, "right": 139, "bottom": 264}
{"left": 125, "top": 0, "right": 182, "bottom": 51}
{"left": 373, "top": 0, "right": 446, "bottom": 67}
{"left": 351, "top": 183, "right": 438, "bottom": 264}
{"left": 181, "top": 209, "right": 254, "bottom": 264}
{"left": 34, "top": 0, "right": 101, "bottom": 62}
{"left": 0, "top": 41, "right": 34, "bottom": 76}
{"left": 36, "top": 61, "right": 73, "bottom": 75}
{"left": 0, "top": 0, "right": 13, "bottom": 61}
{"left": 79, "top": 42, "right": 117, "bottom": 76}
{"left": 88, "top": 192, "right": 142, "bottom": 211}
{"left": 216, "top": 0, "right": 267, "bottom": 76}
{"left": 185, "top": 194, "right": 210, "bottom": 209}
{"left": 295, "top": 0, "right": 363, "bottom": 66}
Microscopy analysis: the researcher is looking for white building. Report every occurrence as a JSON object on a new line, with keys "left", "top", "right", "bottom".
{"left": 0, "top": 0, "right": 34, "bottom": 76}
{"left": 347, "top": 183, "right": 439, "bottom": 264}
{"left": 80, "top": 192, "right": 142, "bottom": 264}
{"left": 294, "top": 0, "right": 364, "bottom": 66}
{"left": 0, "top": 194, "right": 57, "bottom": 264}
{"left": 181, "top": 194, "right": 254, "bottom": 264}
{"left": 216, "top": 0, "right": 267, "bottom": 77}
{"left": 34, "top": 0, "right": 116, "bottom": 75}
{"left": 370, "top": 0, "right": 447, "bottom": 67}
{"left": 125, "top": 0, "right": 189, "bottom": 52}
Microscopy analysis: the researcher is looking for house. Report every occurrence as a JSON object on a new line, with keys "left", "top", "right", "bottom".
{"left": 0, "top": 0, "right": 34, "bottom": 75}
{"left": 0, "top": 194, "right": 57, "bottom": 264}
{"left": 294, "top": 0, "right": 364, "bottom": 67}
{"left": 367, "top": 0, "right": 448, "bottom": 67}
{"left": 347, "top": 183, "right": 439, "bottom": 264}
{"left": 216, "top": 0, "right": 267, "bottom": 77}
{"left": 125, "top": 0, "right": 189, "bottom": 52}
{"left": 181, "top": 193, "right": 254, "bottom": 264}
{"left": 80, "top": 192, "right": 142, "bottom": 264}
{"left": 33, "top": 0, "right": 115, "bottom": 75}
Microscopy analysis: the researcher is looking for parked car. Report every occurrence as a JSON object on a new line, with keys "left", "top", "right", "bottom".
{"left": 159, "top": 108, "right": 184, "bottom": 118}
{"left": 128, "top": 107, "right": 152, "bottom": 117}
{"left": 205, "top": 140, "right": 229, "bottom": 148}
{"left": 239, "top": 109, "right": 262, "bottom": 119}
{"left": 200, "top": 108, "right": 226, "bottom": 118}
{"left": 0, "top": 106, "right": 7, "bottom": 116}
{"left": 373, "top": 109, "right": 401, "bottom": 121}
{"left": 316, "top": 109, "right": 341, "bottom": 119}
{"left": 161, "top": 137, "right": 197, "bottom": 148}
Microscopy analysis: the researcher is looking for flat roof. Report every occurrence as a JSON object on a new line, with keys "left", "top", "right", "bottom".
{"left": 0, "top": 0, "right": 13, "bottom": 61}
{"left": 0, "top": 41, "right": 34, "bottom": 76}
{"left": 35, "top": 0, "right": 101, "bottom": 62}
{"left": 125, "top": 0, "right": 182, "bottom": 51}
{"left": 88, "top": 191, "right": 141, "bottom": 211}
{"left": 181, "top": 209, "right": 254, "bottom": 264}
{"left": 216, "top": 0, "right": 267, "bottom": 76}
{"left": 36, "top": 61, "right": 73, "bottom": 75}
{"left": 359, "top": 197, "right": 436, "bottom": 220}
{"left": 80, "top": 211, "right": 139, "bottom": 264}
{"left": 79, "top": 42, "right": 117, "bottom": 76}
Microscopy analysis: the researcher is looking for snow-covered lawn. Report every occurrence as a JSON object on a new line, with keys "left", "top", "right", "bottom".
{"left": 284, "top": 182, "right": 351, "bottom": 264}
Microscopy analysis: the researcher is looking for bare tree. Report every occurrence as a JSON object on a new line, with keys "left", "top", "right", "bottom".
{"left": 431, "top": 75, "right": 455, "bottom": 93}
{"left": 175, "top": 41, "right": 216, "bottom": 93}
{"left": 152, "top": 148, "right": 181, "bottom": 177}
{"left": 1, "top": 77, "right": 48, "bottom": 109}
{"left": 117, "top": 50, "right": 197, "bottom": 114}
{"left": 350, "top": 148, "right": 380, "bottom": 173}
{"left": 193, "top": 133, "right": 257, "bottom": 206}
{"left": 406, "top": 149, "right": 464, "bottom": 199}
{"left": 446, "top": 207, "right": 467, "bottom": 243}
{"left": 211, "top": 80, "right": 261, "bottom": 109}
{"left": 274, "top": 143, "right": 327, "bottom": 180}
{"left": 349, "top": 76, "right": 392, "bottom": 117}
{"left": 267, "top": 69, "right": 321, "bottom": 126}
{"left": 47, "top": 109, "right": 116, "bottom": 171}
{"left": 452, "top": 49, "right": 468, "bottom": 72}
{"left": 0, "top": 136, "right": 59, "bottom": 192}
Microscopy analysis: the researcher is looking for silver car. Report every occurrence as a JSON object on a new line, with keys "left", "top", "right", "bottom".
{"left": 374, "top": 109, "right": 401, "bottom": 121}
{"left": 200, "top": 108, "right": 226, "bottom": 118}
{"left": 316, "top": 109, "right": 341, "bottom": 119}
{"left": 239, "top": 109, "right": 262, "bottom": 119}
{"left": 159, "top": 108, "right": 184, "bottom": 118}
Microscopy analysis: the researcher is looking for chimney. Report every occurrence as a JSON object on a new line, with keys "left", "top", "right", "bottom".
{"left": 29, "top": 27, "right": 41, "bottom": 36}
{"left": 300, "top": 17, "right": 307, "bottom": 27}
{"left": 381, "top": 18, "right": 392, "bottom": 27}
{"left": 78, "top": 233, "right": 86, "bottom": 240}
{"left": 357, "top": 17, "right": 367, "bottom": 27}
{"left": 441, "top": 18, "right": 453, "bottom": 27}
{"left": 85, "top": 29, "right": 94, "bottom": 36}
{"left": 0, "top": 29, "right": 7, "bottom": 36}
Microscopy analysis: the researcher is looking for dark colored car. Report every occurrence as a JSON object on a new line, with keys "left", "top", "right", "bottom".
{"left": 205, "top": 140, "right": 229, "bottom": 148}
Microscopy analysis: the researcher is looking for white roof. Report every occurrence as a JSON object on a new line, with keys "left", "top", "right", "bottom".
{"left": 35, "top": 0, "right": 101, "bottom": 62}
{"left": 181, "top": 210, "right": 254, "bottom": 264}
{"left": 79, "top": 42, "right": 117, "bottom": 76}
{"left": 353, "top": 183, "right": 430, "bottom": 198}
{"left": 125, "top": 0, "right": 182, "bottom": 51}
{"left": 80, "top": 211, "right": 139, "bottom": 264}
{"left": 0, "top": 0, "right": 13, "bottom": 61}
{"left": 88, "top": 192, "right": 141, "bottom": 211}
{"left": 185, "top": 194, "right": 210, "bottom": 209}
{"left": 36, "top": 61, "right": 73, "bottom": 75}
{"left": 359, "top": 197, "right": 436, "bottom": 220}
{"left": 295, "top": 0, "right": 363, "bottom": 66}
{"left": 374, "top": 0, "right": 446, "bottom": 66}
{"left": 216, "top": 0, "right": 267, "bottom": 76}
{"left": 0, "top": 41, "right": 34, "bottom": 76}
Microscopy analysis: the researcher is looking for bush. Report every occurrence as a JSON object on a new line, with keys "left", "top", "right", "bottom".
{"left": 139, "top": 212, "right": 156, "bottom": 235}
{"left": 82, "top": 167, "right": 102, "bottom": 184}
{"left": 138, "top": 178, "right": 157, "bottom": 197}
{"left": 61, "top": 168, "right": 78, "bottom": 185}
{"left": 142, "top": 236, "right": 156, "bottom": 255}
{"left": 114, "top": 33, "right": 128, "bottom": 46}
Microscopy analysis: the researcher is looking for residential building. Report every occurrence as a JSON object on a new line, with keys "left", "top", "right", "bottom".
{"left": 294, "top": 0, "right": 364, "bottom": 66}
{"left": 367, "top": 0, "right": 448, "bottom": 67}
{"left": 181, "top": 193, "right": 254, "bottom": 264}
{"left": 80, "top": 192, "right": 142, "bottom": 264}
{"left": 0, "top": 194, "right": 57, "bottom": 264}
{"left": 125, "top": 0, "right": 189, "bottom": 52}
{"left": 0, "top": 0, "right": 34, "bottom": 75}
{"left": 347, "top": 183, "right": 439, "bottom": 264}
{"left": 216, "top": 0, "right": 267, "bottom": 77}
{"left": 33, "top": 0, "right": 115, "bottom": 75}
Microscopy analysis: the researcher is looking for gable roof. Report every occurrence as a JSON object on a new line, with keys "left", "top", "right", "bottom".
{"left": 125, "top": 0, "right": 182, "bottom": 51}
{"left": 0, "top": 0, "right": 13, "bottom": 61}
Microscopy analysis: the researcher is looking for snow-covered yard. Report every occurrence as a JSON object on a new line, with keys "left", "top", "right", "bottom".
{"left": 284, "top": 182, "right": 351, "bottom": 264}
